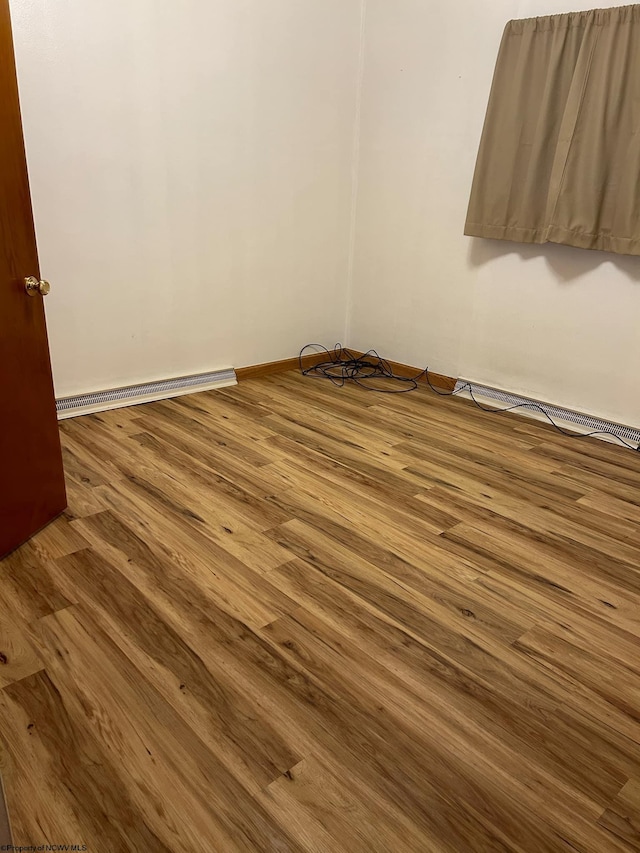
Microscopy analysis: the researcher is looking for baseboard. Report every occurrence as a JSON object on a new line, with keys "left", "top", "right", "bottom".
{"left": 236, "top": 350, "right": 338, "bottom": 381}
{"left": 455, "top": 380, "right": 640, "bottom": 447}
{"left": 56, "top": 368, "right": 237, "bottom": 420}
{"left": 349, "top": 351, "right": 457, "bottom": 392}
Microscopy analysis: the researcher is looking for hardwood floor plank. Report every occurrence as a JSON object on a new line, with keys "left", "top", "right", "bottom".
{"left": 514, "top": 626, "right": 640, "bottom": 727}
{"left": 44, "top": 548, "right": 301, "bottom": 793}
{"left": 85, "top": 486, "right": 296, "bottom": 624}
{"left": 265, "top": 518, "right": 531, "bottom": 645}
{"left": 100, "top": 445, "right": 292, "bottom": 573}
{"left": 0, "top": 620, "right": 43, "bottom": 689}
{"left": 24, "top": 515, "right": 88, "bottom": 562}
{"left": 0, "top": 774, "right": 10, "bottom": 848}
{"left": 31, "top": 606, "right": 302, "bottom": 852}
{"left": 368, "top": 400, "right": 542, "bottom": 454}
{"left": 423, "top": 487, "right": 640, "bottom": 590}
{"left": 58, "top": 427, "right": 122, "bottom": 486}
{"left": 266, "top": 456, "right": 457, "bottom": 535}
{"left": 260, "top": 411, "right": 409, "bottom": 472}
{"left": 0, "top": 542, "right": 72, "bottom": 621}
{"left": 266, "top": 559, "right": 638, "bottom": 811}
{"left": 171, "top": 392, "right": 278, "bottom": 442}
{"left": 261, "top": 754, "right": 435, "bottom": 853}
{"left": 1, "top": 370, "right": 639, "bottom": 851}
{"left": 578, "top": 490, "right": 640, "bottom": 526}
{"left": 0, "top": 668, "right": 176, "bottom": 852}
{"left": 62, "top": 476, "right": 107, "bottom": 521}
{"left": 139, "top": 401, "right": 275, "bottom": 467}
{"left": 130, "top": 428, "right": 290, "bottom": 499}
{"left": 599, "top": 779, "right": 640, "bottom": 847}
{"left": 71, "top": 510, "right": 297, "bottom": 630}
{"left": 443, "top": 520, "right": 640, "bottom": 620}
{"left": 261, "top": 429, "right": 431, "bottom": 496}
{"left": 414, "top": 473, "right": 639, "bottom": 548}
{"left": 530, "top": 441, "right": 640, "bottom": 486}
{"left": 259, "top": 466, "right": 457, "bottom": 568}
{"left": 260, "top": 609, "right": 630, "bottom": 853}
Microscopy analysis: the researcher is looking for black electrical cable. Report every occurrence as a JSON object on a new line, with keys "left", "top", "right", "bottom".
{"left": 300, "top": 343, "right": 639, "bottom": 450}
{"left": 300, "top": 344, "right": 426, "bottom": 393}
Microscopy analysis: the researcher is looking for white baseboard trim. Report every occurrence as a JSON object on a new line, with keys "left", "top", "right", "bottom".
{"left": 56, "top": 368, "right": 237, "bottom": 420}
{"left": 454, "top": 380, "right": 640, "bottom": 448}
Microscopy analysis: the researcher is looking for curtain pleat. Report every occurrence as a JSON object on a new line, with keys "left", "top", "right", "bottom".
{"left": 465, "top": 5, "right": 640, "bottom": 255}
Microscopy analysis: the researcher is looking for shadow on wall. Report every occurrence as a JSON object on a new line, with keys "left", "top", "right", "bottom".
{"left": 468, "top": 236, "right": 640, "bottom": 284}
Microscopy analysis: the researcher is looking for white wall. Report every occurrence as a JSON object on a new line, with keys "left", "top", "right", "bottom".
{"left": 350, "top": 0, "right": 640, "bottom": 426}
{"left": 10, "top": 0, "right": 364, "bottom": 398}
{"left": 11, "top": 0, "right": 640, "bottom": 425}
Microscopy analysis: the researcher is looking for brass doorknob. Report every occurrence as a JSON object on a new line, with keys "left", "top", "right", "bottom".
{"left": 25, "top": 276, "right": 51, "bottom": 297}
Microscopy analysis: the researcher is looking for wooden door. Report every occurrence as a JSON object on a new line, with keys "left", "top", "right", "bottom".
{"left": 0, "top": 0, "right": 66, "bottom": 557}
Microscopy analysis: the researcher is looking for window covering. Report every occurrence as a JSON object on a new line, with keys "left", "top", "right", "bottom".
{"left": 465, "top": 5, "right": 640, "bottom": 255}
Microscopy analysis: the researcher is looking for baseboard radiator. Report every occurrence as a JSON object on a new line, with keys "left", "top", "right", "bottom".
{"left": 56, "top": 368, "right": 237, "bottom": 420}
{"left": 454, "top": 380, "right": 640, "bottom": 447}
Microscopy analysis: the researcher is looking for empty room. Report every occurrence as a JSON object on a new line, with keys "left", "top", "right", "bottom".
{"left": 1, "top": 0, "right": 640, "bottom": 850}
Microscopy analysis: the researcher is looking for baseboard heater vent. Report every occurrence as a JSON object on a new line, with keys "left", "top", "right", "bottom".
{"left": 453, "top": 380, "right": 640, "bottom": 447}
{"left": 56, "top": 368, "right": 237, "bottom": 420}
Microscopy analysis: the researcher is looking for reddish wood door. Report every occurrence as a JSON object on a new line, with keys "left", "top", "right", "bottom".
{"left": 0, "top": 0, "right": 66, "bottom": 557}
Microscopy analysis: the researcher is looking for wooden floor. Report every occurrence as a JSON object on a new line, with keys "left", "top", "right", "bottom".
{"left": 1, "top": 371, "right": 640, "bottom": 852}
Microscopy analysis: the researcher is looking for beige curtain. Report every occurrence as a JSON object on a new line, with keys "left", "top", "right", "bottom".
{"left": 465, "top": 5, "right": 640, "bottom": 255}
